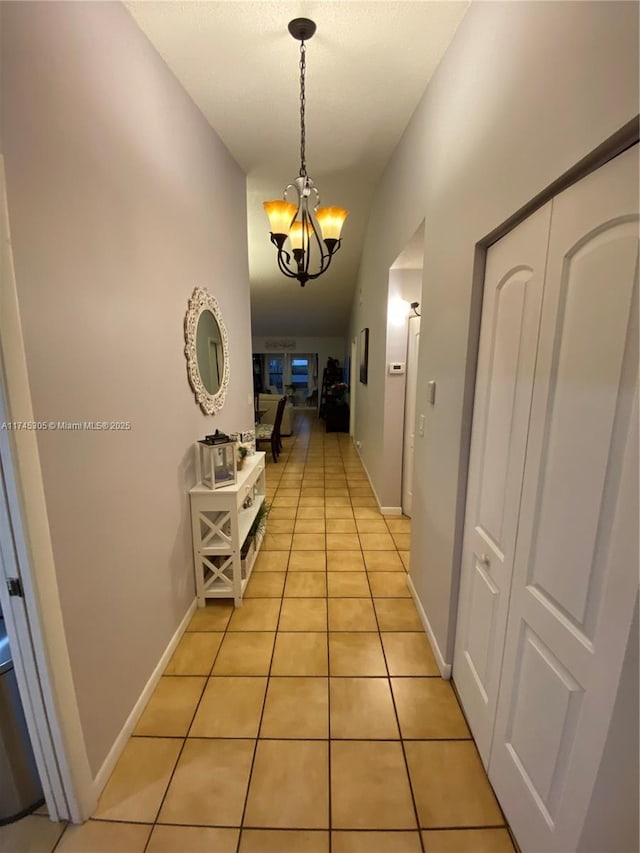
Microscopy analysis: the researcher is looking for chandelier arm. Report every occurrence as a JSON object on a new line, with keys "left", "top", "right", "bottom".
{"left": 304, "top": 237, "right": 344, "bottom": 281}
{"left": 309, "top": 184, "right": 320, "bottom": 211}
{"left": 302, "top": 207, "right": 312, "bottom": 278}
{"left": 276, "top": 249, "right": 299, "bottom": 279}
{"left": 283, "top": 182, "right": 299, "bottom": 203}
{"left": 307, "top": 185, "right": 323, "bottom": 277}
{"left": 284, "top": 182, "right": 303, "bottom": 240}
{"left": 307, "top": 206, "right": 326, "bottom": 276}
{"left": 305, "top": 251, "right": 333, "bottom": 281}
{"left": 269, "top": 236, "right": 293, "bottom": 268}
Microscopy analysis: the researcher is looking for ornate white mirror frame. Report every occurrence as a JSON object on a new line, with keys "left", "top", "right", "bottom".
{"left": 184, "top": 287, "right": 230, "bottom": 415}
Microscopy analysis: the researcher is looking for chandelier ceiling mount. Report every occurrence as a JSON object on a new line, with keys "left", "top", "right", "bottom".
{"left": 287, "top": 17, "right": 316, "bottom": 41}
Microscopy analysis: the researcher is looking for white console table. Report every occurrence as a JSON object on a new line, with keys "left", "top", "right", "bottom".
{"left": 189, "top": 451, "right": 266, "bottom": 607}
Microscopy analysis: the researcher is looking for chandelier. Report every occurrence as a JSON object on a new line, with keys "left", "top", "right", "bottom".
{"left": 263, "top": 18, "right": 349, "bottom": 287}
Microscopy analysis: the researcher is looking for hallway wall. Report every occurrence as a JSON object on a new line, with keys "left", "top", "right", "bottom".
{"left": 0, "top": 1, "right": 253, "bottom": 777}
{"left": 349, "top": 0, "right": 638, "bottom": 661}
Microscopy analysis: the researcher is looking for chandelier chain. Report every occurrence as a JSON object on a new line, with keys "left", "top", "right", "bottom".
{"left": 299, "top": 40, "right": 307, "bottom": 178}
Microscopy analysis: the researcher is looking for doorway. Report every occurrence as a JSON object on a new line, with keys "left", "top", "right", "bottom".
{"left": 349, "top": 338, "right": 357, "bottom": 437}
{"left": 0, "top": 157, "right": 91, "bottom": 824}
{"left": 388, "top": 221, "right": 424, "bottom": 516}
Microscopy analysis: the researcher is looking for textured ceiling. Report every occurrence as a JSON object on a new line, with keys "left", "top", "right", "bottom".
{"left": 126, "top": 1, "right": 469, "bottom": 336}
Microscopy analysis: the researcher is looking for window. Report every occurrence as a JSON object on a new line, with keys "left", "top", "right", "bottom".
{"left": 268, "top": 358, "right": 283, "bottom": 393}
{"left": 290, "top": 358, "right": 309, "bottom": 387}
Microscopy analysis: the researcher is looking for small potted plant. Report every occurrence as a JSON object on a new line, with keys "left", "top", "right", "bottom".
{"left": 236, "top": 441, "right": 252, "bottom": 470}
{"left": 240, "top": 500, "right": 269, "bottom": 575}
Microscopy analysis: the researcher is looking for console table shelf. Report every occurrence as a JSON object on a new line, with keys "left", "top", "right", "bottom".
{"left": 189, "top": 452, "right": 266, "bottom": 607}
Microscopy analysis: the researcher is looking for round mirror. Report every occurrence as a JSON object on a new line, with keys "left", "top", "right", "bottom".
{"left": 196, "top": 310, "right": 223, "bottom": 394}
{"left": 184, "top": 288, "right": 230, "bottom": 414}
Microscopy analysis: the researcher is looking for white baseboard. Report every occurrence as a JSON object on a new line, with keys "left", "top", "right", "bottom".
{"left": 92, "top": 598, "right": 197, "bottom": 797}
{"left": 407, "top": 574, "right": 452, "bottom": 679}
{"left": 353, "top": 442, "right": 403, "bottom": 517}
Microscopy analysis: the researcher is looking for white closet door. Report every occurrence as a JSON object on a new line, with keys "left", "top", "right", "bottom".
{"left": 489, "top": 145, "right": 639, "bottom": 852}
{"left": 452, "top": 203, "right": 551, "bottom": 763}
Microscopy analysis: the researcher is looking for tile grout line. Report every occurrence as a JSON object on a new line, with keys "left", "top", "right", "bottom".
{"left": 49, "top": 816, "right": 71, "bottom": 852}
{"left": 234, "top": 568, "right": 285, "bottom": 850}
{"left": 239, "top": 419, "right": 297, "bottom": 840}
{"left": 302, "top": 430, "right": 333, "bottom": 848}
{"left": 328, "top": 432, "right": 356, "bottom": 845}
{"left": 140, "top": 576, "right": 235, "bottom": 853}
{"left": 365, "top": 518, "right": 427, "bottom": 852}
{"left": 236, "top": 422, "right": 309, "bottom": 849}
{"left": 325, "top": 445, "right": 333, "bottom": 851}
{"left": 128, "top": 733, "right": 472, "bottom": 742}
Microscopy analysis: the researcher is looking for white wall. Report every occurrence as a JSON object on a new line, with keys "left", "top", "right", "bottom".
{"left": 0, "top": 1, "right": 253, "bottom": 777}
{"left": 349, "top": 0, "right": 638, "bottom": 665}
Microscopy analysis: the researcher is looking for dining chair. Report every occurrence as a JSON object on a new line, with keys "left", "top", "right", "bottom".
{"left": 255, "top": 396, "right": 286, "bottom": 462}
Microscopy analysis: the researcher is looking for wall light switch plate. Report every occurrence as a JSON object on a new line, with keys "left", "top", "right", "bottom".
{"left": 427, "top": 380, "right": 436, "bottom": 405}
{"left": 418, "top": 414, "right": 425, "bottom": 436}
{"left": 389, "top": 362, "right": 406, "bottom": 375}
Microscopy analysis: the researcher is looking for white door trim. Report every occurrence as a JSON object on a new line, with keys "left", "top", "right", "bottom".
{"left": 0, "top": 157, "right": 95, "bottom": 822}
{"left": 401, "top": 315, "right": 420, "bottom": 516}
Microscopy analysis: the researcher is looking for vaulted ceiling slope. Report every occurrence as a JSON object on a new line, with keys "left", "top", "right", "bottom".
{"left": 126, "top": 1, "right": 469, "bottom": 336}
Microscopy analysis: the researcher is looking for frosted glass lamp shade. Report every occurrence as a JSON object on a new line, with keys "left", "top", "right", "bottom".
{"left": 263, "top": 200, "right": 297, "bottom": 236}
{"left": 289, "top": 220, "right": 312, "bottom": 250}
{"left": 316, "top": 206, "right": 349, "bottom": 242}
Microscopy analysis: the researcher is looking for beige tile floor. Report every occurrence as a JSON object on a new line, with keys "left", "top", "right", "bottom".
{"left": 2, "top": 412, "right": 516, "bottom": 853}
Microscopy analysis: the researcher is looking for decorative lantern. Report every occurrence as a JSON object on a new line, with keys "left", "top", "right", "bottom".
{"left": 195, "top": 431, "right": 238, "bottom": 490}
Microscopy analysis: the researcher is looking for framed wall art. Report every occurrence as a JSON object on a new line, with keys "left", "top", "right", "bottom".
{"left": 359, "top": 327, "right": 369, "bottom": 384}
